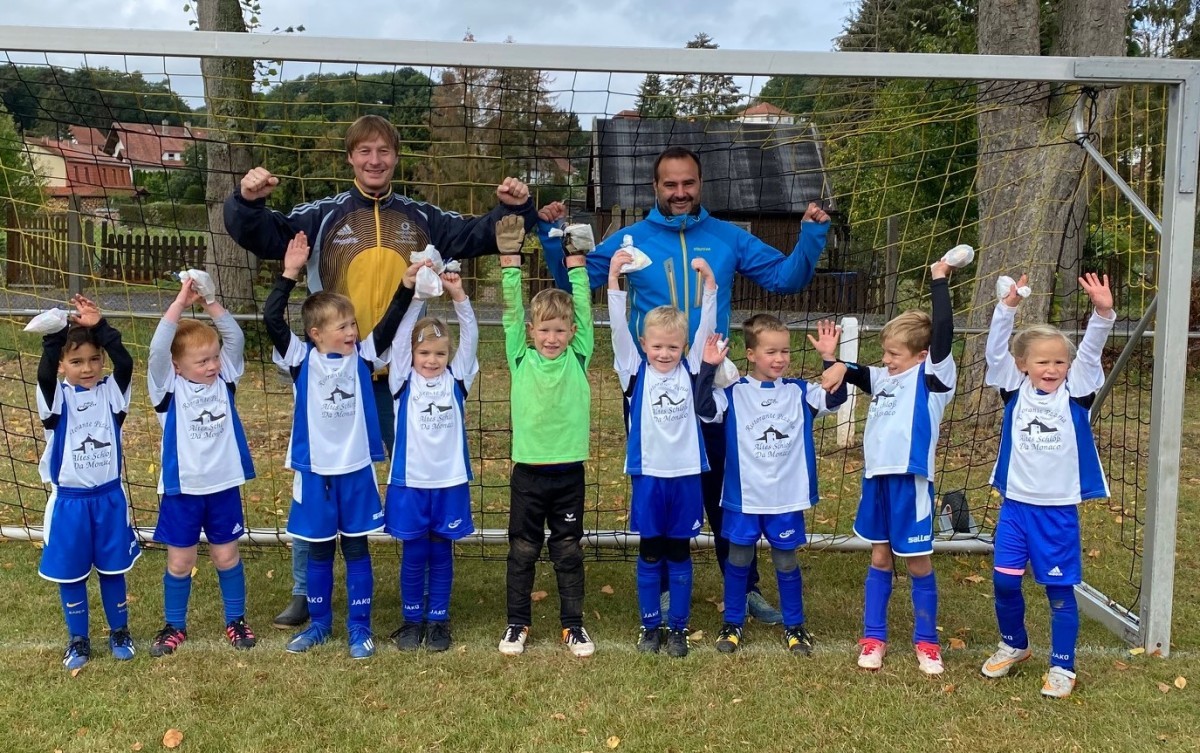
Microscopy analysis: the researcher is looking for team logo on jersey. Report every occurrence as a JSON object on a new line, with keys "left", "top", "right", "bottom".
{"left": 192, "top": 409, "right": 227, "bottom": 425}
{"left": 870, "top": 389, "right": 896, "bottom": 404}
{"left": 73, "top": 434, "right": 112, "bottom": 453}
{"left": 327, "top": 386, "right": 355, "bottom": 404}
{"left": 653, "top": 393, "right": 685, "bottom": 407}
{"left": 760, "top": 399, "right": 777, "bottom": 407}
{"left": 1020, "top": 418, "right": 1059, "bottom": 436}
{"left": 1016, "top": 411, "right": 1065, "bottom": 453}
{"left": 754, "top": 426, "right": 790, "bottom": 443}
{"left": 421, "top": 403, "right": 453, "bottom": 416}
{"left": 76, "top": 402, "right": 95, "bottom": 412}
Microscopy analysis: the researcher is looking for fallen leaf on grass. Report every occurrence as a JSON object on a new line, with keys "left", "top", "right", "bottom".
{"left": 606, "top": 736, "right": 621, "bottom": 749}
{"left": 1174, "top": 676, "right": 1187, "bottom": 689}
{"left": 266, "top": 569, "right": 274, "bottom": 580}
{"left": 942, "top": 684, "right": 956, "bottom": 694}
{"left": 1113, "top": 660, "right": 1130, "bottom": 671}
{"left": 1158, "top": 734, "right": 1170, "bottom": 742}
{"left": 531, "top": 590, "right": 549, "bottom": 602}
{"left": 1157, "top": 682, "right": 1172, "bottom": 694}
{"left": 131, "top": 743, "right": 143, "bottom": 751}
{"left": 1015, "top": 709, "right": 1030, "bottom": 719}
{"left": 1129, "top": 647, "right": 1146, "bottom": 656}
{"left": 688, "top": 630, "right": 704, "bottom": 642}
{"left": 1087, "top": 549, "right": 1101, "bottom": 559}
{"left": 552, "top": 713, "right": 567, "bottom": 721}
{"left": 190, "top": 566, "right": 199, "bottom": 578}
{"left": 162, "top": 728, "right": 184, "bottom": 749}
{"left": 600, "top": 585, "right": 614, "bottom": 595}
{"left": 70, "top": 667, "right": 83, "bottom": 678}
{"left": 948, "top": 638, "right": 966, "bottom": 650}
{"left": 963, "top": 574, "right": 984, "bottom": 584}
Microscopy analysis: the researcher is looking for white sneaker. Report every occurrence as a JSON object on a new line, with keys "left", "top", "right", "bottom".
{"left": 857, "top": 637, "right": 887, "bottom": 670}
{"left": 981, "top": 641, "right": 1033, "bottom": 678}
{"left": 1041, "top": 666, "right": 1077, "bottom": 698}
{"left": 498, "top": 624, "right": 529, "bottom": 656}
{"left": 562, "top": 626, "right": 595, "bottom": 657}
{"left": 914, "top": 641, "right": 944, "bottom": 675}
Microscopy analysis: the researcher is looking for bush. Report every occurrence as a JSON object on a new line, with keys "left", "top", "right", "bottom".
{"left": 116, "top": 201, "right": 210, "bottom": 231}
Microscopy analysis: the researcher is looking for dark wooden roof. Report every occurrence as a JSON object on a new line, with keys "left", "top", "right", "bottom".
{"left": 591, "top": 118, "right": 832, "bottom": 215}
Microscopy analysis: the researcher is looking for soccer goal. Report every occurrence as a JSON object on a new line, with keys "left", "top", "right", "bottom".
{"left": 0, "top": 26, "right": 1195, "bottom": 656}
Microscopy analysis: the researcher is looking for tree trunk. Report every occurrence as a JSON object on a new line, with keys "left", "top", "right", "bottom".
{"left": 198, "top": 0, "right": 257, "bottom": 310}
{"left": 961, "top": 0, "right": 1130, "bottom": 417}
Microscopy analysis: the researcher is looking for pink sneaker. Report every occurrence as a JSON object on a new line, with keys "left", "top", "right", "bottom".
{"left": 857, "top": 637, "right": 887, "bottom": 670}
{"left": 915, "top": 641, "right": 944, "bottom": 675}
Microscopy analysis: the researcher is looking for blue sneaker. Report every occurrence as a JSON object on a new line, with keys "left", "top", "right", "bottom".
{"left": 109, "top": 628, "right": 135, "bottom": 661}
{"left": 286, "top": 623, "right": 331, "bottom": 654}
{"left": 348, "top": 625, "right": 375, "bottom": 659}
{"left": 63, "top": 635, "right": 90, "bottom": 671}
{"left": 747, "top": 591, "right": 783, "bottom": 625}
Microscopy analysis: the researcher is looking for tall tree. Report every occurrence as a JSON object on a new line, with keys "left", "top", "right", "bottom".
{"left": 665, "top": 33, "right": 743, "bottom": 117}
{"left": 635, "top": 73, "right": 675, "bottom": 117}
{"left": 197, "top": 0, "right": 258, "bottom": 309}
{"left": 0, "top": 102, "right": 44, "bottom": 214}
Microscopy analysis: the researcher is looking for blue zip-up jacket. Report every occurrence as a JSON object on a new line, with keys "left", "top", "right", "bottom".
{"left": 538, "top": 205, "right": 829, "bottom": 342}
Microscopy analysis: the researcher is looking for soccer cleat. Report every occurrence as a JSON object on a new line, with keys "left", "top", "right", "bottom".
{"left": 390, "top": 621, "right": 425, "bottom": 651}
{"left": 915, "top": 641, "right": 944, "bottom": 675}
{"left": 857, "top": 637, "right": 887, "bottom": 670}
{"left": 785, "top": 625, "right": 815, "bottom": 657}
{"left": 637, "top": 626, "right": 664, "bottom": 654}
{"left": 665, "top": 628, "right": 689, "bottom": 658}
{"left": 562, "top": 626, "right": 596, "bottom": 658}
{"left": 109, "top": 628, "right": 135, "bottom": 661}
{"left": 63, "top": 635, "right": 91, "bottom": 671}
{"left": 715, "top": 623, "right": 743, "bottom": 654}
{"left": 150, "top": 624, "right": 188, "bottom": 658}
{"left": 425, "top": 621, "right": 452, "bottom": 652}
{"left": 285, "top": 623, "right": 331, "bottom": 654}
{"left": 498, "top": 624, "right": 529, "bottom": 656}
{"left": 747, "top": 591, "right": 783, "bottom": 625}
{"left": 347, "top": 625, "right": 375, "bottom": 659}
{"left": 225, "top": 617, "right": 257, "bottom": 650}
{"left": 1041, "top": 666, "right": 1077, "bottom": 699}
{"left": 981, "top": 641, "right": 1033, "bottom": 678}
{"left": 272, "top": 594, "right": 310, "bottom": 629}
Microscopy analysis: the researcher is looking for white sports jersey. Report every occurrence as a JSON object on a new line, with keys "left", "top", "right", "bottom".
{"left": 388, "top": 297, "right": 479, "bottom": 488}
{"left": 148, "top": 313, "right": 255, "bottom": 495}
{"left": 862, "top": 356, "right": 955, "bottom": 480}
{"left": 38, "top": 378, "right": 128, "bottom": 489}
{"left": 986, "top": 302, "right": 1114, "bottom": 506}
{"left": 274, "top": 333, "right": 385, "bottom": 475}
{"left": 609, "top": 287, "right": 716, "bottom": 478}
{"left": 720, "top": 376, "right": 835, "bottom": 515}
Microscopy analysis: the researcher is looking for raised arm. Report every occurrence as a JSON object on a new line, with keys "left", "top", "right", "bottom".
{"left": 985, "top": 274, "right": 1027, "bottom": 391}
{"left": 536, "top": 201, "right": 616, "bottom": 292}
{"left": 694, "top": 334, "right": 729, "bottom": 422}
{"left": 36, "top": 326, "right": 68, "bottom": 424}
{"left": 223, "top": 167, "right": 321, "bottom": 260}
{"left": 1070, "top": 272, "right": 1117, "bottom": 396}
{"left": 264, "top": 232, "right": 309, "bottom": 361}
{"left": 448, "top": 292, "right": 480, "bottom": 392}
{"left": 926, "top": 261, "right": 956, "bottom": 393}
{"left": 429, "top": 181, "right": 538, "bottom": 261}
{"left": 735, "top": 203, "right": 830, "bottom": 295}
{"left": 607, "top": 250, "right": 641, "bottom": 388}
{"left": 367, "top": 270, "right": 419, "bottom": 362}
{"left": 566, "top": 262, "right": 593, "bottom": 365}
{"left": 686, "top": 258, "right": 718, "bottom": 374}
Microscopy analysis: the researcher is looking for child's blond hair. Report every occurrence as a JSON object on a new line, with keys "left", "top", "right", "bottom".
{"left": 642, "top": 305, "right": 688, "bottom": 343}
{"left": 301, "top": 291, "right": 356, "bottom": 336}
{"left": 529, "top": 288, "right": 574, "bottom": 326}
{"left": 743, "top": 313, "right": 789, "bottom": 350}
{"left": 880, "top": 310, "right": 932, "bottom": 354}
{"left": 412, "top": 315, "right": 453, "bottom": 351}
{"left": 1012, "top": 324, "right": 1076, "bottom": 361}
{"left": 171, "top": 319, "right": 220, "bottom": 361}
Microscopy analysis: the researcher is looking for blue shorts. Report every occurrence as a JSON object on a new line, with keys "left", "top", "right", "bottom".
{"left": 384, "top": 483, "right": 475, "bottom": 541}
{"left": 153, "top": 488, "right": 245, "bottom": 547}
{"left": 287, "top": 467, "right": 383, "bottom": 542}
{"left": 721, "top": 508, "right": 807, "bottom": 550}
{"left": 853, "top": 474, "right": 935, "bottom": 557}
{"left": 630, "top": 474, "right": 704, "bottom": 539}
{"left": 39, "top": 479, "right": 141, "bottom": 583}
{"left": 993, "top": 499, "right": 1082, "bottom": 586}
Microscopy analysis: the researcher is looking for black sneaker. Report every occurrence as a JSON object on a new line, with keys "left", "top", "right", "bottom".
{"left": 150, "top": 623, "right": 187, "bottom": 657}
{"left": 715, "top": 623, "right": 743, "bottom": 654}
{"left": 636, "top": 626, "right": 664, "bottom": 654}
{"left": 425, "top": 621, "right": 452, "bottom": 652}
{"left": 390, "top": 621, "right": 425, "bottom": 651}
{"left": 225, "top": 617, "right": 257, "bottom": 650}
{"left": 273, "top": 594, "right": 310, "bottom": 629}
{"left": 784, "top": 625, "right": 815, "bottom": 656}
{"left": 665, "top": 628, "right": 690, "bottom": 658}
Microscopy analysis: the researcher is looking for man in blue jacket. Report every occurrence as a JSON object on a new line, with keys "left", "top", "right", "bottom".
{"left": 539, "top": 145, "right": 831, "bottom": 624}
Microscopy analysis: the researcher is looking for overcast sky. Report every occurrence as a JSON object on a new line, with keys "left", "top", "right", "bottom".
{"left": 1, "top": 1, "right": 853, "bottom": 115}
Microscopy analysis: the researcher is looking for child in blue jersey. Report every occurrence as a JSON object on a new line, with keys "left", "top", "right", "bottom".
{"left": 825, "top": 259, "right": 956, "bottom": 674}
{"left": 710, "top": 316, "right": 846, "bottom": 655}
{"left": 384, "top": 268, "right": 479, "bottom": 653}
{"left": 35, "top": 295, "right": 139, "bottom": 671}
{"left": 980, "top": 272, "right": 1115, "bottom": 699}
{"left": 608, "top": 252, "right": 721, "bottom": 658}
{"left": 147, "top": 278, "right": 257, "bottom": 657}
{"left": 264, "top": 231, "right": 417, "bottom": 659}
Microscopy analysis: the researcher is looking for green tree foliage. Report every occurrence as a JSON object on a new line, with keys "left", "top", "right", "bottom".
{"left": 635, "top": 74, "right": 676, "bottom": 117}
{"left": 0, "top": 64, "right": 192, "bottom": 136}
{"left": 0, "top": 102, "right": 44, "bottom": 213}
{"left": 132, "top": 144, "right": 207, "bottom": 204}
{"left": 664, "top": 33, "right": 744, "bottom": 117}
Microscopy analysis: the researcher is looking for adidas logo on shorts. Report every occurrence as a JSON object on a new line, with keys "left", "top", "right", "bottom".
{"left": 1047, "top": 566, "right": 1063, "bottom": 577}
{"left": 691, "top": 520, "right": 702, "bottom": 531}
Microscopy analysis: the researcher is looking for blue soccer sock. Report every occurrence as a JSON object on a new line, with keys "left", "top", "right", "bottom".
{"left": 306, "top": 552, "right": 335, "bottom": 632}
{"left": 992, "top": 570, "right": 1028, "bottom": 650}
{"left": 59, "top": 580, "right": 90, "bottom": 638}
{"left": 723, "top": 561, "right": 752, "bottom": 627}
{"left": 216, "top": 561, "right": 247, "bottom": 623}
{"left": 344, "top": 552, "right": 374, "bottom": 631}
{"left": 163, "top": 571, "right": 192, "bottom": 632}
{"left": 426, "top": 537, "right": 453, "bottom": 623}
{"left": 1046, "top": 585, "right": 1078, "bottom": 671}
{"left": 98, "top": 573, "right": 129, "bottom": 631}
{"left": 401, "top": 537, "right": 431, "bottom": 624}
{"left": 666, "top": 557, "right": 693, "bottom": 631}
{"left": 863, "top": 566, "right": 893, "bottom": 641}
{"left": 636, "top": 557, "right": 664, "bottom": 629}
{"left": 776, "top": 564, "right": 805, "bottom": 627}
{"left": 910, "top": 571, "right": 939, "bottom": 645}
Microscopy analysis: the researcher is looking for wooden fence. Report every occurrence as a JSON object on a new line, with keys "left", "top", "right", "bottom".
{"left": 98, "top": 232, "right": 205, "bottom": 283}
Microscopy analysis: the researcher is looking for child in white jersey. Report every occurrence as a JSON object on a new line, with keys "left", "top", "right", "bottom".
{"left": 35, "top": 295, "right": 139, "bottom": 671}
{"left": 147, "top": 278, "right": 256, "bottom": 657}
{"left": 980, "top": 272, "right": 1115, "bottom": 699}
{"left": 711, "top": 315, "right": 846, "bottom": 655}
{"left": 384, "top": 268, "right": 479, "bottom": 653}
{"left": 264, "top": 231, "right": 418, "bottom": 659}
{"left": 608, "top": 252, "right": 721, "bottom": 658}
{"left": 825, "top": 259, "right": 956, "bottom": 674}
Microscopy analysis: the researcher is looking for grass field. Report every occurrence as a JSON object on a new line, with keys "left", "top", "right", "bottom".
{"left": 0, "top": 307, "right": 1193, "bottom": 752}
